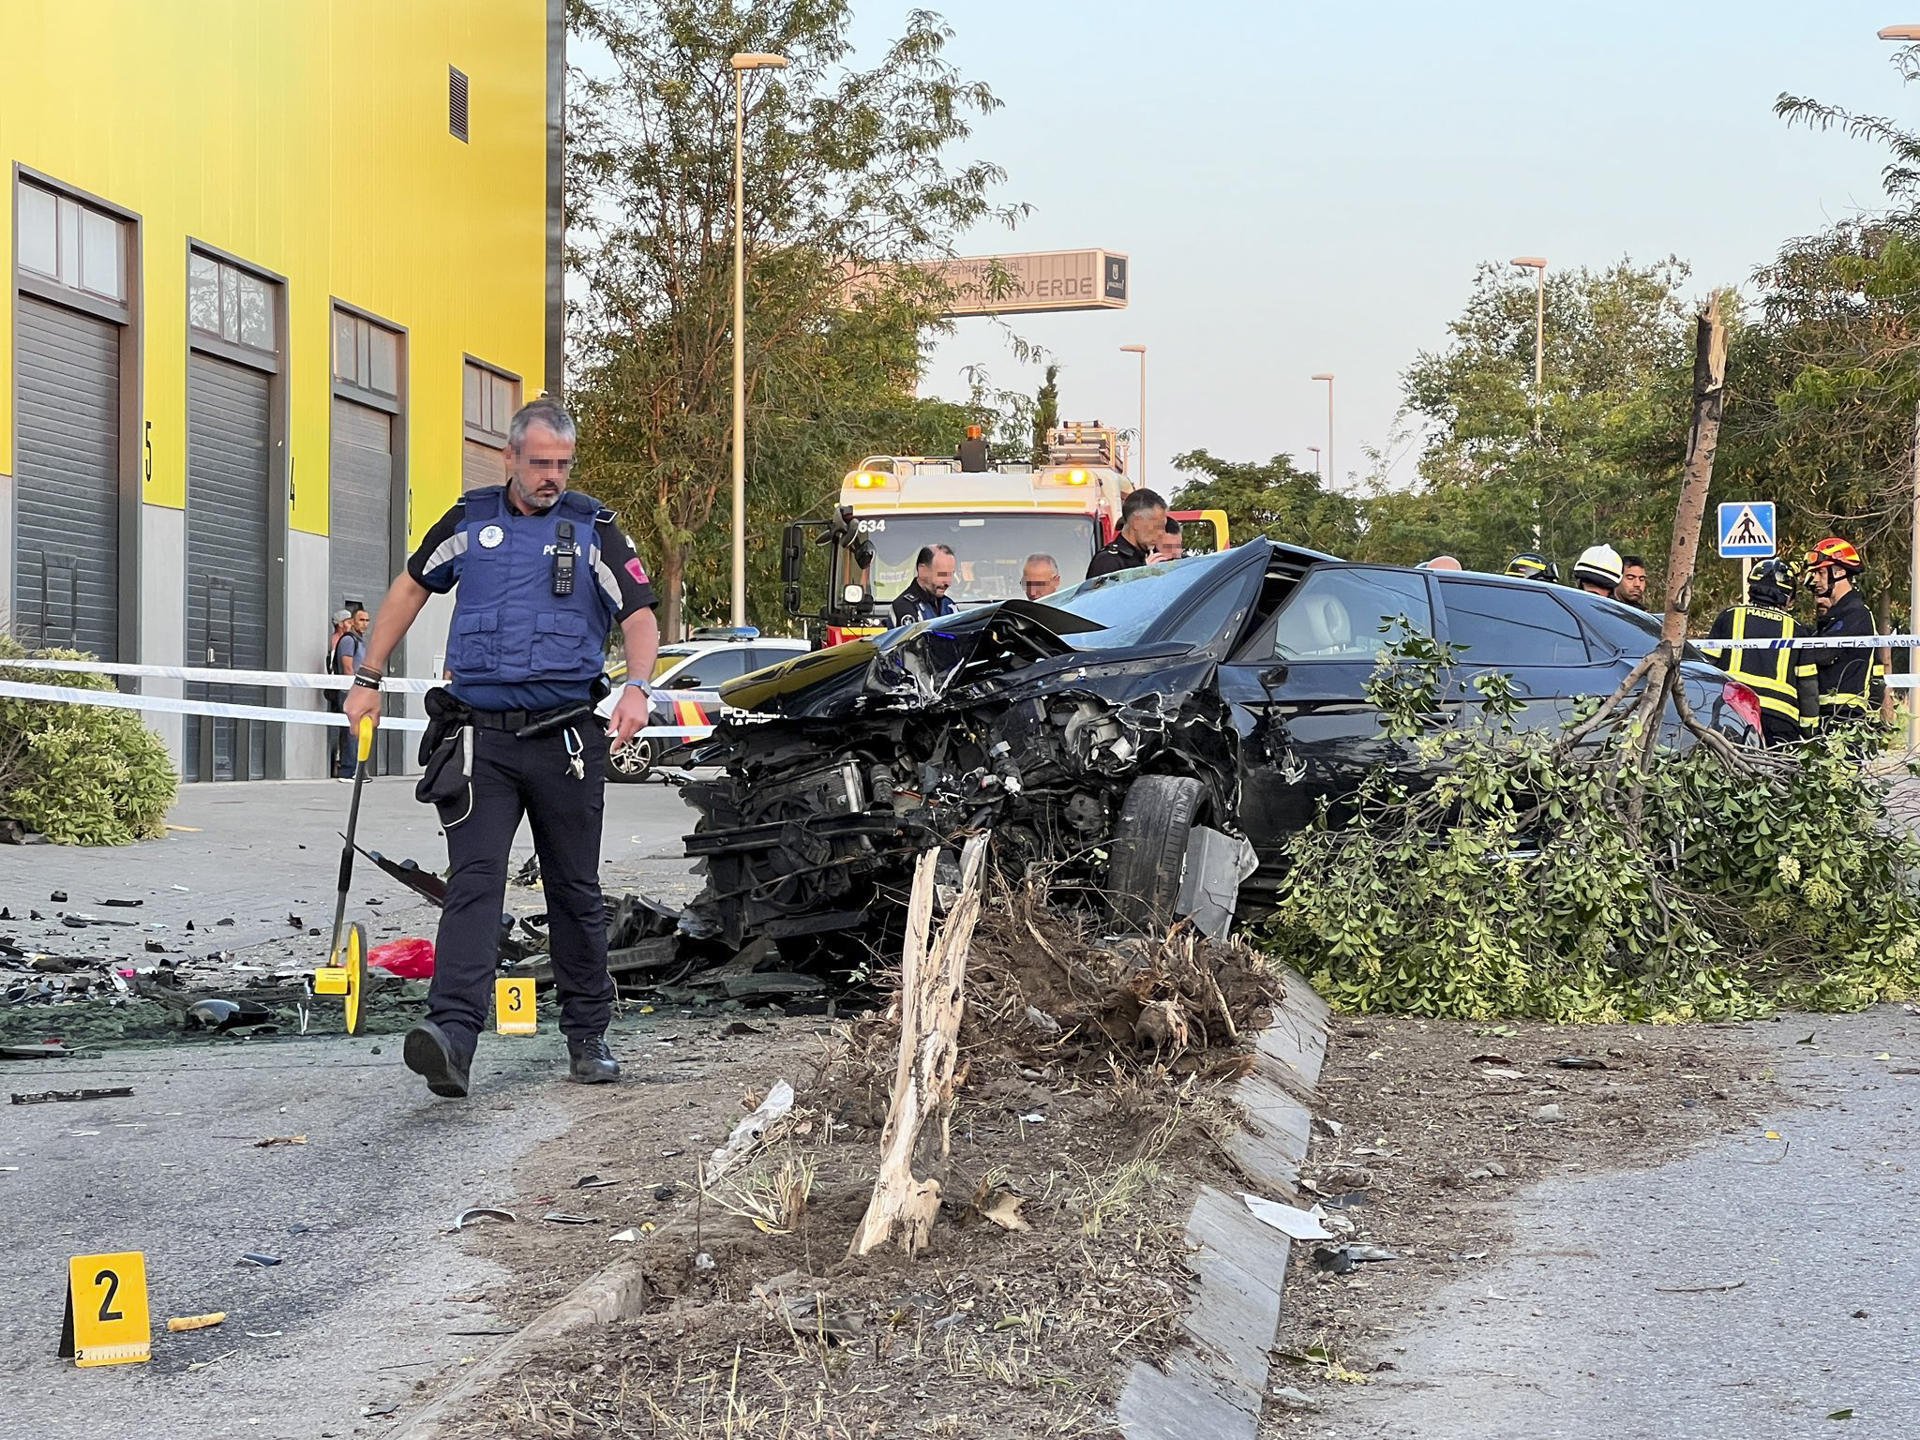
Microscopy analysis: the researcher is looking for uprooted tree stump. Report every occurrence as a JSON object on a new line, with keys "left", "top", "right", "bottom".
{"left": 847, "top": 834, "right": 989, "bottom": 1258}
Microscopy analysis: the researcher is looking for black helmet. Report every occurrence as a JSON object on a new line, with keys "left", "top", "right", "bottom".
{"left": 1505, "top": 552, "right": 1559, "bottom": 583}
{"left": 1748, "top": 558, "right": 1793, "bottom": 608}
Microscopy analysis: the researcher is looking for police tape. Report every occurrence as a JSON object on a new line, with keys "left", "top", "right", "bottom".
{"left": 0, "top": 677, "right": 720, "bottom": 744}
{"left": 1702, "top": 634, "right": 1920, "bottom": 651}
{"left": 0, "top": 657, "right": 437, "bottom": 693}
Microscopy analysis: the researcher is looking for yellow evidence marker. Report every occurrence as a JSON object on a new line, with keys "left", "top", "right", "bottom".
{"left": 59, "top": 1251, "right": 150, "bottom": 1367}
{"left": 496, "top": 977, "right": 537, "bottom": 1035}
{"left": 312, "top": 920, "right": 369, "bottom": 1034}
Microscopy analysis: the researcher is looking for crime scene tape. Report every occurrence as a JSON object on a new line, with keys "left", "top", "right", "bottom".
{"left": 0, "top": 678, "right": 430, "bottom": 732}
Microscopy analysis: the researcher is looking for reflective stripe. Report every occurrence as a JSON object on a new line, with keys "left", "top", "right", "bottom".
{"left": 421, "top": 527, "right": 470, "bottom": 578}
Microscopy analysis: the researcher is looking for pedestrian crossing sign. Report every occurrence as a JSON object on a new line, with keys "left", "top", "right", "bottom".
{"left": 1717, "top": 501, "right": 1776, "bottom": 559}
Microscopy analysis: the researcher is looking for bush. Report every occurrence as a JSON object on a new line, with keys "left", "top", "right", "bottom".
{"left": 1256, "top": 636, "right": 1920, "bottom": 1022}
{"left": 0, "top": 636, "right": 178, "bottom": 845}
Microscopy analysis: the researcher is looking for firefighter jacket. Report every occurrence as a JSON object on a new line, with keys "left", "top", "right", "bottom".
{"left": 1802, "top": 588, "right": 1886, "bottom": 724}
{"left": 1701, "top": 604, "right": 1818, "bottom": 744}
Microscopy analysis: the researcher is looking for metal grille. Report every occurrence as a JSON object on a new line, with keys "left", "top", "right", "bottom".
{"left": 449, "top": 65, "right": 469, "bottom": 142}
{"left": 13, "top": 296, "right": 121, "bottom": 657}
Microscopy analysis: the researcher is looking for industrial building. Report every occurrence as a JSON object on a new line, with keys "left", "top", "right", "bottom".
{"left": 2, "top": 0, "right": 563, "bottom": 778}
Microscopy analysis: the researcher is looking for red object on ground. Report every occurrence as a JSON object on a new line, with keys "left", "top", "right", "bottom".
{"left": 367, "top": 938, "right": 435, "bottom": 978}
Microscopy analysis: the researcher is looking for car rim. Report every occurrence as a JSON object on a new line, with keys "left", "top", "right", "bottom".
{"left": 610, "top": 738, "right": 653, "bottom": 775}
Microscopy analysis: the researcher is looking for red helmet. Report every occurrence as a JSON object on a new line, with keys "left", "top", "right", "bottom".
{"left": 1805, "top": 536, "right": 1863, "bottom": 575}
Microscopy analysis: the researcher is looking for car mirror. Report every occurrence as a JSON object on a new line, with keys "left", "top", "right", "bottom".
{"left": 1259, "top": 664, "right": 1289, "bottom": 691}
{"left": 669, "top": 673, "right": 701, "bottom": 688}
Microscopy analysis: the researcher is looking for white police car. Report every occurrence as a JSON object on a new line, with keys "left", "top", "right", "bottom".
{"left": 597, "top": 628, "right": 809, "bottom": 782}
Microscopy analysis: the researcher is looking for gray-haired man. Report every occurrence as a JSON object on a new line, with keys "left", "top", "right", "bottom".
{"left": 1021, "top": 554, "right": 1061, "bottom": 599}
{"left": 345, "top": 399, "right": 660, "bottom": 1100}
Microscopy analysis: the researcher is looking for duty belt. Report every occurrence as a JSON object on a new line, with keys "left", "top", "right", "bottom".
{"left": 469, "top": 702, "right": 596, "bottom": 738}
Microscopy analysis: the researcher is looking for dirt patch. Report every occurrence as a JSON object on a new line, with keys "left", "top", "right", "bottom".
{"left": 1258, "top": 1016, "right": 1780, "bottom": 1430}
{"left": 440, "top": 901, "right": 1284, "bottom": 1440}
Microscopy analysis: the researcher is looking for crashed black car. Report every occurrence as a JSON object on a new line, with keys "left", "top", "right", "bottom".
{"left": 682, "top": 540, "right": 1761, "bottom": 948}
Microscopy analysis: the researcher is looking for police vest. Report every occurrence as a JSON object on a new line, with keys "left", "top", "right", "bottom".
{"left": 1704, "top": 606, "right": 1814, "bottom": 731}
{"left": 444, "top": 488, "right": 617, "bottom": 692}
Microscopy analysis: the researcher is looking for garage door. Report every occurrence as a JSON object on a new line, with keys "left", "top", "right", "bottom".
{"left": 12, "top": 295, "right": 120, "bottom": 657}
{"left": 329, "top": 400, "right": 393, "bottom": 616}
{"left": 185, "top": 354, "right": 272, "bottom": 782}
{"left": 462, "top": 437, "right": 504, "bottom": 491}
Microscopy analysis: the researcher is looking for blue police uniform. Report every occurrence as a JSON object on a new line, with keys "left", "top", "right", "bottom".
{"left": 404, "top": 485, "right": 655, "bottom": 1079}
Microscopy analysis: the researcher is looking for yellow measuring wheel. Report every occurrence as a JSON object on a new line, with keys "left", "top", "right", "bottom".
{"left": 314, "top": 717, "right": 376, "bottom": 1035}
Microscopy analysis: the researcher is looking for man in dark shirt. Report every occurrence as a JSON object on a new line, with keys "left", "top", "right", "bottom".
{"left": 1086, "top": 488, "right": 1168, "bottom": 579}
{"left": 890, "top": 544, "right": 958, "bottom": 625}
{"left": 328, "top": 605, "right": 370, "bottom": 777}
{"left": 344, "top": 398, "right": 659, "bottom": 1100}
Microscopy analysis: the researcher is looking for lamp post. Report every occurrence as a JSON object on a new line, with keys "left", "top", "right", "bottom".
{"left": 1311, "top": 373, "right": 1335, "bottom": 487}
{"left": 1511, "top": 256, "right": 1547, "bottom": 440}
{"left": 728, "top": 50, "right": 789, "bottom": 628}
{"left": 1878, "top": 28, "right": 1920, "bottom": 741}
{"left": 1307, "top": 445, "right": 1322, "bottom": 481}
{"left": 1120, "top": 344, "right": 1147, "bottom": 484}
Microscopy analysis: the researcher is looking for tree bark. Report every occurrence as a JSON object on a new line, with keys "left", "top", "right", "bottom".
{"left": 1662, "top": 291, "right": 1728, "bottom": 651}
{"left": 848, "top": 835, "right": 989, "bottom": 1259}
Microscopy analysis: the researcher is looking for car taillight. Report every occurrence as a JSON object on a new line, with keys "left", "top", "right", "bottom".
{"left": 1722, "top": 680, "right": 1763, "bottom": 735}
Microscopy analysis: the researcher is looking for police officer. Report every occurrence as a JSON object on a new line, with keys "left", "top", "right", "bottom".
{"left": 891, "top": 544, "right": 958, "bottom": 625}
{"left": 345, "top": 398, "right": 660, "bottom": 1100}
{"left": 1085, "top": 488, "right": 1168, "bottom": 579}
{"left": 1802, "top": 536, "right": 1886, "bottom": 733}
{"left": 1701, "top": 559, "right": 1817, "bottom": 747}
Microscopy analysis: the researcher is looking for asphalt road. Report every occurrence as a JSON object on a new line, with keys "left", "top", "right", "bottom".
{"left": 1308, "top": 1007, "right": 1920, "bottom": 1440}
{"left": 2, "top": 777, "right": 701, "bottom": 1439}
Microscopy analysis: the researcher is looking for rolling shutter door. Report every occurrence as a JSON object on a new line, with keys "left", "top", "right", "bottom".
{"left": 462, "top": 438, "right": 504, "bottom": 491}
{"left": 185, "top": 355, "right": 272, "bottom": 782}
{"left": 13, "top": 296, "right": 120, "bottom": 657}
{"left": 329, "top": 400, "right": 394, "bottom": 614}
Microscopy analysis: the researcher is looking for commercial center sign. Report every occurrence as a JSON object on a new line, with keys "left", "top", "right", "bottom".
{"left": 921, "top": 249, "right": 1129, "bottom": 316}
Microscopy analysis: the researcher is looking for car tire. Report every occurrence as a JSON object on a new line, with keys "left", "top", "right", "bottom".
{"left": 1106, "top": 773, "right": 1208, "bottom": 931}
{"left": 605, "top": 736, "right": 654, "bottom": 784}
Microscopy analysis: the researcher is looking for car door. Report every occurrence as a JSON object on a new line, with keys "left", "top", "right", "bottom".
{"left": 1216, "top": 564, "right": 1438, "bottom": 842}
{"left": 1433, "top": 578, "right": 1620, "bottom": 734}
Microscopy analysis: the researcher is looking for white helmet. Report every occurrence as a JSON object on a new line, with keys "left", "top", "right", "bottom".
{"left": 1572, "top": 544, "right": 1623, "bottom": 592}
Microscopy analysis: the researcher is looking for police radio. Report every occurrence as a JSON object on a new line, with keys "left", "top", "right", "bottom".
{"left": 552, "top": 521, "right": 576, "bottom": 597}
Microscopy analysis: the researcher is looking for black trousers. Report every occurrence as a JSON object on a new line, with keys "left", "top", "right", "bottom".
{"left": 428, "top": 721, "right": 613, "bottom": 1059}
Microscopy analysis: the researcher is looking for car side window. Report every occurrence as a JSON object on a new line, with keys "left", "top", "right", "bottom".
{"left": 1268, "top": 567, "right": 1433, "bottom": 661}
{"left": 677, "top": 648, "right": 753, "bottom": 687}
{"left": 1439, "top": 580, "right": 1591, "bottom": 665}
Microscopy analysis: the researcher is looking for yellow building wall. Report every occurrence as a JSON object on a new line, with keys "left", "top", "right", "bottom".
{"left": 1, "top": 0, "right": 550, "bottom": 543}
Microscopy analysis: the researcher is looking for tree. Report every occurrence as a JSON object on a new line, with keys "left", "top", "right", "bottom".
{"left": 566, "top": 0, "right": 1023, "bottom": 637}
{"left": 1167, "top": 450, "right": 1360, "bottom": 555}
{"left": 1030, "top": 362, "right": 1059, "bottom": 463}
{"left": 1367, "top": 259, "right": 1698, "bottom": 579}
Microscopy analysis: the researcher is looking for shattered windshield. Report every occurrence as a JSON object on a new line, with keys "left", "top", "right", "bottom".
{"left": 854, "top": 514, "right": 1101, "bottom": 605}
{"left": 1042, "top": 551, "right": 1235, "bottom": 651}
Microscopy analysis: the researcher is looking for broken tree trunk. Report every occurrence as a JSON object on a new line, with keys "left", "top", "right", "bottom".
{"left": 847, "top": 834, "right": 989, "bottom": 1259}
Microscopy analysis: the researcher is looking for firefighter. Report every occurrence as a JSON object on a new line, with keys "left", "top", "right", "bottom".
{"left": 1571, "top": 543, "right": 1624, "bottom": 599}
{"left": 1505, "top": 552, "right": 1559, "bottom": 583}
{"left": 1701, "top": 559, "right": 1817, "bottom": 747}
{"left": 1801, "top": 536, "right": 1886, "bottom": 734}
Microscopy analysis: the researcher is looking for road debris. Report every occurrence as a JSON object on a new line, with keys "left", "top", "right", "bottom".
{"left": 237, "top": 1253, "right": 283, "bottom": 1268}
{"left": 573, "top": 1173, "right": 618, "bottom": 1189}
{"left": 706, "top": 1079, "right": 796, "bottom": 1183}
{"left": 451, "top": 1207, "right": 516, "bottom": 1231}
{"left": 1653, "top": 1278, "right": 1746, "bottom": 1294}
{"left": 540, "top": 1212, "right": 598, "bottom": 1225}
{"left": 11, "top": 1085, "right": 133, "bottom": 1104}
{"left": 166, "top": 1312, "right": 227, "bottom": 1332}
{"left": 1245, "top": 1194, "right": 1336, "bottom": 1240}
{"left": 252, "top": 1135, "right": 307, "bottom": 1148}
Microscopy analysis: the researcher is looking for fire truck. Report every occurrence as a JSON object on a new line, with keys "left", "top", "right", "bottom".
{"left": 779, "top": 423, "right": 1228, "bottom": 644}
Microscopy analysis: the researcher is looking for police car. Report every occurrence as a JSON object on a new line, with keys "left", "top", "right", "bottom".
{"left": 597, "top": 628, "right": 809, "bottom": 782}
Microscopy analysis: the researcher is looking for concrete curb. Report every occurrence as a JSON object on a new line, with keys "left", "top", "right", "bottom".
{"left": 1116, "top": 967, "right": 1332, "bottom": 1440}
{"left": 382, "top": 1257, "right": 647, "bottom": 1440}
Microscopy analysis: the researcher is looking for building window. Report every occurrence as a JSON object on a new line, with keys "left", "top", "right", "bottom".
{"left": 334, "top": 309, "right": 401, "bottom": 398}
{"left": 15, "top": 179, "right": 127, "bottom": 302}
{"left": 450, "top": 66, "right": 470, "bottom": 143}
{"left": 189, "top": 251, "right": 276, "bottom": 352}
{"left": 463, "top": 360, "right": 519, "bottom": 444}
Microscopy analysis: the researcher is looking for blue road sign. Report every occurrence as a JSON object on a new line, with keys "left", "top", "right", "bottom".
{"left": 1717, "top": 501, "right": 1776, "bottom": 559}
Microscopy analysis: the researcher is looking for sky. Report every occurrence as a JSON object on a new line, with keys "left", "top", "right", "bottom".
{"left": 833, "top": 0, "right": 1917, "bottom": 494}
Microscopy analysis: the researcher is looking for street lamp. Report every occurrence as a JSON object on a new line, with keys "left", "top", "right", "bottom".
{"left": 1307, "top": 445, "right": 1322, "bottom": 481}
{"left": 1511, "top": 256, "right": 1546, "bottom": 441}
{"left": 1881, "top": 28, "right": 1920, "bottom": 739}
{"left": 728, "top": 50, "right": 789, "bottom": 628}
{"left": 1311, "top": 374, "right": 1334, "bottom": 487}
{"left": 1120, "top": 344, "right": 1147, "bottom": 484}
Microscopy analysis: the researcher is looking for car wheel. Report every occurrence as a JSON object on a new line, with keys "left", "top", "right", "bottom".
{"left": 605, "top": 736, "right": 654, "bottom": 783}
{"left": 1106, "top": 773, "right": 1208, "bottom": 931}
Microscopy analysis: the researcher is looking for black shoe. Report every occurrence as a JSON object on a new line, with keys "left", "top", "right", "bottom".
{"left": 403, "top": 1021, "right": 471, "bottom": 1099}
{"left": 566, "top": 1034, "right": 621, "bottom": 1085}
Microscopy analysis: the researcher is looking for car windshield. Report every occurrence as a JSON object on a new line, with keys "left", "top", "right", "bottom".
{"left": 1041, "top": 550, "right": 1235, "bottom": 651}
{"left": 855, "top": 513, "right": 1101, "bottom": 606}
{"left": 652, "top": 646, "right": 702, "bottom": 679}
